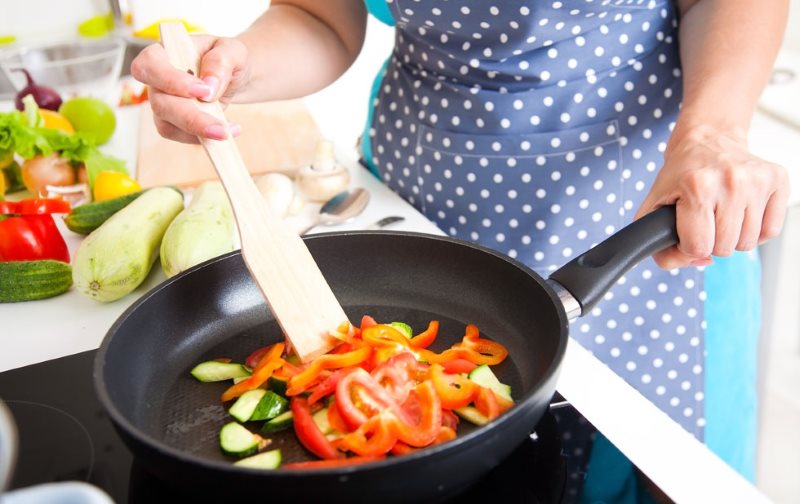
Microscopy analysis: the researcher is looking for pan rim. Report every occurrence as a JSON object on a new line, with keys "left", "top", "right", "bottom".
{"left": 93, "top": 231, "right": 569, "bottom": 476}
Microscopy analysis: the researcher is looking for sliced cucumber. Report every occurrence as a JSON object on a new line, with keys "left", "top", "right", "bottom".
{"left": 267, "top": 375, "right": 288, "bottom": 396}
{"left": 261, "top": 410, "right": 293, "bottom": 433}
{"left": 468, "top": 364, "right": 513, "bottom": 402}
{"left": 251, "top": 391, "right": 289, "bottom": 421}
{"left": 234, "top": 449, "right": 282, "bottom": 470}
{"left": 390, "top": 321, "right": 413, "bottom": 338}
{"left": 229, "top": 389, "right": 267, "bottom": 423}
{"left": 454, "top": 406, "right": 490, "bottom": 426}
{"left": 219, "top": 422, "right": 263, "bottom": 457}
{"left": 191, "top": 361, "right": 251, "bottom": 382}
{"left": 312, "top": 407, "right": 333, "bottom": 435}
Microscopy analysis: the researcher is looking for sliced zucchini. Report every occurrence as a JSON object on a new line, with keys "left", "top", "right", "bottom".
{"left": 389, "top": 321, "right": 413, "bottom": 338}
{"left": 234, "top": 449, "right": 282, "bottom": 470}
{"left": 454, "top": 406, "right": 490, "bottom": 426}
{"left": 261, "top": 410, "right": 294, "bottom": 433}
{"left": 312, "top": 407, "right": 333, "bottom": 435}
{"left": 191, "top": 361, "right": 251, "bottom": 382}
{"left": 219, "top": 422, "right": 264, "bottom": 457}
{"left": 468, "top": 364, "right": 513, "bottom": 402}
{"left": 267, "top": 375, "right": 288, "bottom": 396}
{"left": 251, "top": 391, "right": 289, "bottom": 421}
{"left": 229, "top": 389, "right": 267, "bottom": 423}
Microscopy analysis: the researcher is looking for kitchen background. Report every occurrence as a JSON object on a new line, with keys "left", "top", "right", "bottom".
{"left": 1, "top": 0, "right": 798, "bottom": 502}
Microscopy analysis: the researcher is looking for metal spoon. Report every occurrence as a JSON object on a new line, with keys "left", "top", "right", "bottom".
{"left": 300, "top": 188, "right": 370, "bottom": 235}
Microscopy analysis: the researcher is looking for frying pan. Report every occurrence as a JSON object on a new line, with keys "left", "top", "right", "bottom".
{"left": 94, "top": 205, "right": 677, "bottom": 503}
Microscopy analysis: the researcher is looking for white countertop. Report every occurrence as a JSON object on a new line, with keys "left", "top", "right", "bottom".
{"left": 1, "top": 18, "right": 782, "bottom": 502}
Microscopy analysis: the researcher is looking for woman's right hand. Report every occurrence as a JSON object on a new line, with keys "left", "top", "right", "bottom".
{"left": 131, "top": 35, "right": 251, "bottom": 143}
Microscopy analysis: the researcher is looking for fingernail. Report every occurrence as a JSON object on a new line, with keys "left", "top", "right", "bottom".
{"left": 200, "top": 76, "right": 219, "bottom": 102}
{"left": 689, "top": 257, "right": 713, "bottom": 267}
{"left": 188, "top": 82, "right": 212, "bottom": 99}
{"left": 229, "top": 122, "right": 242, "bottom": 137}
{"left": 204, "top": 124, "right": 227, "bottom": 140}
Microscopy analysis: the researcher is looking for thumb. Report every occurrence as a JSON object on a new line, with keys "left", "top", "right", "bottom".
{"left": 197, "top": 38, "right": 248, "bottom": 103}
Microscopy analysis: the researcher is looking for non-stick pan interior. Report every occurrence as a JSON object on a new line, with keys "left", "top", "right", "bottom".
{"left": 96, "top": 231, "right": 567, "bottom": 466}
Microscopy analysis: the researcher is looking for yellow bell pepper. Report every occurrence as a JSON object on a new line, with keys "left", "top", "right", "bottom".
{"left": 93, "top": 171, "right": 142, "bottom": 202}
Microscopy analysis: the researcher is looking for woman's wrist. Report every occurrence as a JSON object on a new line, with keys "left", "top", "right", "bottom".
{"left": 665, "top": 113, "right": 750, "bottom": 159}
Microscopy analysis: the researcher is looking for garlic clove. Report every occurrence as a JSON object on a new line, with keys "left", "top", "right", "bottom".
{"left": 254, "top": 172, "right": 295, "bottom": 218}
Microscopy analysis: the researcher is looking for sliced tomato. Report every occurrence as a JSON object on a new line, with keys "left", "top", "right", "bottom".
{"left": 441, "top": 409, "right": 460, "bottom": 431}
{"left": 291, "top": 397, "right": 342, "bottom": 460}
{"left": 370, "top": 351, "right": 420, "bottom": 404}
{"left": 429, "top": 363, "right": 478, "bottom": 409}
{"left": 474, "top": 386, "right": 500, "bottom": 421}
{"left": 327, "top": 398, "right": 352, "bottom": 434}
{"left": 389, "top": 381, "right": 442, "bottom": 447}
{"left": 307, "top": 367, "right": 354, "bottom": 405}
{"left": 360, "top": 315, "right": 378, "bottom": 330}
{"left": 335, "top": 368, "right": 415, "bottom": 430}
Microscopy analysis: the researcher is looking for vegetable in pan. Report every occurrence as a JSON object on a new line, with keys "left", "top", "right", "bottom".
{"left": 191, "top": 316, "right": 514, "bottom": 469}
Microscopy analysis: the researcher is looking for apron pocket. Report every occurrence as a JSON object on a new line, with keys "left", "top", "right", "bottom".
{"left": 415, "top": 120, "right": 624, "bottom": 275}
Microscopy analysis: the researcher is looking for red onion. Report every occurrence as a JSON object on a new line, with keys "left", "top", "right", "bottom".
{"left": 13, "top": 69, "right": 63, "bottom": 112}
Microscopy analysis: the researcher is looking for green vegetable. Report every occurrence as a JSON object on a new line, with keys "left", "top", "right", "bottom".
{"left": 160, "top": 181, "right": 236, "bottom": 278}
{"left": 64, "top": 190, "right": 144, "bottom": 234}
{"left": 229, "top": 389, "right": 267, "bottom": 423}
{"left": 390, "top": 321, "right": 413, "bottom": 338}
{"left": 251, "top": 391, "right": 289, "bottom": 421}
{"left": 219, "top": 422, "right": 265, "bottom": 458}
{"left": 2, "top": 162, "right": 25, "bottom": 194}
{"left": 0, "top": 108, "right": 127, "bottom": 189}
{"left": 190, "top": 361, "right": 251, "bottom": 382}
{"left": 267, "top": 375, "right": 288, "bottom": 396}
{"left": 261, "top": 411, "right": 293, "bottom": 433}
{"left": 0, "top": 260, "right": 72, "bottom": 302}
{"left": 468, "top": 364, "right": 513, "bottom": 403}
{"left": 72, "top": 187, "right": 184, "bottom": 302}
{"left": 233, "top": 449, "right": 282, "bottom": 470}
{"left": 454, "top": 406, "right": 490, "bottom": 426}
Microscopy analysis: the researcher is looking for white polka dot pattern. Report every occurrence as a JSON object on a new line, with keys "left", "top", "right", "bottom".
{"left": 371, "top": 0, "right": 705, "bottom": 439}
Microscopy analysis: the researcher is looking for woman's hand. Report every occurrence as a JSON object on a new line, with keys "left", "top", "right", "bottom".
{"left": 635, "top": 124, "right": 789, "bottom": 270}
{"left": 131, "top": 35, "right": 251, "bottom": 143}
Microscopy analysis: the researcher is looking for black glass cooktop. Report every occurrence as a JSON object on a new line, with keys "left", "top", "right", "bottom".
{"left": 0, "top": 351, "right": 569, "bottom": 503}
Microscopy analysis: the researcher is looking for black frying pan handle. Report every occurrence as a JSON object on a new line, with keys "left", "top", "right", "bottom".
{"left": 549, "top": 205, "right": 677, "bottom": 317}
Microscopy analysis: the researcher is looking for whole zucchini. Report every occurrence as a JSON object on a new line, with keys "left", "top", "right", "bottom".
{"left": 72, "top": 186, "right": 184, "bottom": 302}
{"left": 0, "top": 260, "right": 72, "bottom": 302}
{"left": 160, "top": 181, "right": 236, "bottom": 278}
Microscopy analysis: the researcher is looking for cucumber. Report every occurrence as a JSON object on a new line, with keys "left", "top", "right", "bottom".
{"left": 261, "top": 410, "right": 293, "bottom": 433}
{"left": 312, "top": 407, "right": 333, "bottom": 435}
{"left": 0, "top": 260, "right": 72, "bottom": 302}
{"left": 267, "top": 375, "right": 288, "bottom": 396}
{"left": 64, "top": 190, "right": 144, "bottom": 235}
{"left": 219, "top": 422, "right": 265, "bottom": 457}
{"left": 160, "top": 181, "right": 236, "bottom": 278}
{"left": 229, "top": 389, "right": 267, "bottom": 422}
{"left": 390, "top": 321, "right": 412, "bottom": 338}
{"left": 191, "top": 361, "right": 251, "bottom": 382}
{"left": 234, "top": 449, "right": 282, "bottom": 470}
{"left": 250, "top": 391, "right": 289, "bottom": 421}
{"left": 454, "top": 406, "right": 490, "bottom": 426}
{"left": 72, "top": 187, "right": 184, "bottom": 302}
{"left": 468, "top": 364, "right": 513, "bottom": 402}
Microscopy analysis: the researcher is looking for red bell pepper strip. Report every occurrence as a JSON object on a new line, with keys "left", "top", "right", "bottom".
{"left": 287, "top": 346, "right": 372, "bottom": 396}
{"left": 474, "top": 386, "right": 501, "bottom": 421}
{"left": 291, "top": 397, "right": 342, "bottom": 460}
{"left": 0, "top": 214, "right": 69, "bottom": 262}
{"left": 220, "top": 343, "right": 285, "bottom": 402}
{"left": 335, "top": 413, "right": 398, "bottom": 457}
{"left": 307, "top": 367, "right": 354, "bottom": 405}
{"left": 441, "top": 358, "right": 478, "bottom": 375}
{"left": 282, "top": 455, "right": 384, "bottom": 469}
{"left": 327, "top": 398, "right": 353, "bottom": 434}
{"left": 244, "top": 345, "right": 272, "bottom": 369}
{"left": 456, "top": 324, "right": 509, "bottom": 364}
{"left": 391, "top": 426, "right": 457, "bottom": 456}
{"left": 408, "top": 320, "right": 439, "bottom": 349}
{"left": 429, "top": 364, "right": 479, "bottom": 409}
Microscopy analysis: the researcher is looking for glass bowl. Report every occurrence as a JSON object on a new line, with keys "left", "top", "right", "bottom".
{"left": 0, "top": 37, "right": 126, "bottom": 105}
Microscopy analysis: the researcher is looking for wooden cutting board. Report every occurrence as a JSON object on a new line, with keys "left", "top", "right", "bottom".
{"left": 136, "top": 99, "right": 323, "bottom": 188}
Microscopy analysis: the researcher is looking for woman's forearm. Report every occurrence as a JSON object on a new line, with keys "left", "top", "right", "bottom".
{"left": 233, "top": 0, "right": 367, "bottom": 103}
{"left": 672, "top": 0, "right": 789, "bottom": 142}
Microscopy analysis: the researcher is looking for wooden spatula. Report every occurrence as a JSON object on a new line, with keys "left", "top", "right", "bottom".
{"left": 158, "top": 22, "right": 347, "bottom": 362}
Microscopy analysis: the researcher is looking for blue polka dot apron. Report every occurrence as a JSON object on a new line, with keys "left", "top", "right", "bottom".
{"left": 360, "top": 0, "right": 759, "bottom": 492}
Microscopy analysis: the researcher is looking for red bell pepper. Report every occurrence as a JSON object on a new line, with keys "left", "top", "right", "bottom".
{"left": 335, "top": 413, "right": 398, "bottom": 457}
{"left": 408, "top": 320, "right": 439, "bottom": 349}
{"left": 0, "top": 197, "right": 71, "bottom": 263}
{"left": 429, "top": 363, "right": 478, "bottom": 409}
{"left": 221, "top": 343, "right": 285, "bottom": 402}
{"left": 292, "top": 397, "right": 342, "bottom": 460}
{"left": 287, "top": 345, "right": 372, "bottom": 396}
{"left": 389, "top": 381, "right": 442, "bottom": 447}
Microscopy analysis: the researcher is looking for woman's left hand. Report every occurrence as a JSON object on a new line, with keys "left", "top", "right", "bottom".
{"left": 635, "top": 124, "right": 789, "bottom": 270}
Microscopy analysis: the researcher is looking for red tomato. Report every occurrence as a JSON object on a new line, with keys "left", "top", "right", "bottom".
{"left": 335, "top": 413, "right": 397, "bottom": 457}
{"left": 389, "top": 381, "right": 442, "bottom": 448}
{"left": 335, "top": 368, "right": 414, "bottom": 430}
